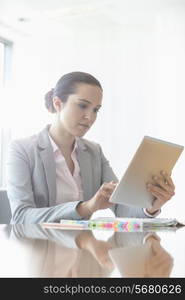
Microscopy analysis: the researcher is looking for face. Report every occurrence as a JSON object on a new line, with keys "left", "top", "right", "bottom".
{"left": 54, "top": 83, "right": 103, "bottom": 137}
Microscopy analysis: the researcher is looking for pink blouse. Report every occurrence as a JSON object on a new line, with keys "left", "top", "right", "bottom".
{"left": 48, "top": 135, "right": 84, "bottom": 205}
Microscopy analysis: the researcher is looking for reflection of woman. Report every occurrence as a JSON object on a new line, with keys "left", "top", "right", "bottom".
{"left": 75, "top": 231, "right": 114, "bottom": 271}
{"left": 10, "top": 225, "right": 173, "bottom": 278}
{"left": 6, "top": 72, "right": 175, "bottom": 223}
{"left": 108, "top": 232, "right": 174, "bottom": 278}
{"left": 144, "top": 234, "right": 174, "bottom": 277}
{"left": 10, "top": 225, "right": 114, "bottom": 278}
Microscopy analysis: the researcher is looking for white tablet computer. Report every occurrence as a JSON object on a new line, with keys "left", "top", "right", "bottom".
{"left": 109, "top": 136, "right": 184, "bottom": 208}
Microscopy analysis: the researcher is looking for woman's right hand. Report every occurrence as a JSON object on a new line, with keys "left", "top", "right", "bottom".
{"left": 76, "top": 181, "right": 117, "bottom": 217}
{"left": 75, "top": 231, "right": 114, "bottom": 270}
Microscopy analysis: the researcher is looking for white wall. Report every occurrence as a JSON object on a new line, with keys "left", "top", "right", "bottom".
{"left": 1, "top": 0, "right": 185, "bottom": 219}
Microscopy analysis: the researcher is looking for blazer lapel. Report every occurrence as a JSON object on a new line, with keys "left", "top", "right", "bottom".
{"left": 37, "top": 126, "right": 56, "bottom": 206}
{"left": 37, "top": 127, "right": 94, "bottom": 205}
{"left": 76, "top": 139, "right": 93, "bottom": 201}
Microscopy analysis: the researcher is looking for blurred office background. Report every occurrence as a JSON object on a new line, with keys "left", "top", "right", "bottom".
{"left": 0, "top": 0, "right": 185, "bottom": 219}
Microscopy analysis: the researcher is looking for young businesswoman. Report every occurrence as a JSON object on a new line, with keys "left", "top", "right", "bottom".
{"left": 6, "top": 72, "right": 175, "bottom": 223}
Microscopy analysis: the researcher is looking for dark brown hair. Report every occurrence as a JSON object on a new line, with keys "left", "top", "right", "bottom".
{"left": 44, "top": 71, "right": 103, "bottom": 113}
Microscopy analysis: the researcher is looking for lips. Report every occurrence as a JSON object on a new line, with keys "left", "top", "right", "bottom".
{"left": 78, "top": 124, "right": 90, "bottom": 128}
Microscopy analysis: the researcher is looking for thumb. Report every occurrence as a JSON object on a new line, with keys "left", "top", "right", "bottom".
{"left": 110, "top": 180, "right": 118, "bottom": 185}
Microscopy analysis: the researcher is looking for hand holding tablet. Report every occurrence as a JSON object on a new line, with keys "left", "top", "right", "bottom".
{"left": 109, "top": 136, "right": 184, "bottom": 209}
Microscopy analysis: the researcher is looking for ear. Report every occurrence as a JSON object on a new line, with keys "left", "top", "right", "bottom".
{"left": 52, "top": 96, "right": 64, "bottom": 112}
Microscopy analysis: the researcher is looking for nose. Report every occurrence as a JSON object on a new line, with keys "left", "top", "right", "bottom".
{"left": 84, "top": 110, "right": 94, "bottom": 121}
{"left": 84, "top": 114, "right": 90, "bottom": 120}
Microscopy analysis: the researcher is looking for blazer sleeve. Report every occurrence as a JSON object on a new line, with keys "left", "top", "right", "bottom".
{"left": 6, "top": 141, "right": 85, "bottom": 223}
{"left": 11, "top": 224, "right": 81, "bottom": 248}
{"left": 99, "top": 145, "right": 149, "bottom": 218}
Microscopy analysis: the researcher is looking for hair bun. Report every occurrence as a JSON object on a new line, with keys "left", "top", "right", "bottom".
{"left": 44, "top": 88, "right": 55, "bottom": 113}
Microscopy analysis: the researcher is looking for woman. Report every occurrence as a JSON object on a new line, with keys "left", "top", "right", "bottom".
{"left": 6, "top": 72, "right": 175, "bottom": 223}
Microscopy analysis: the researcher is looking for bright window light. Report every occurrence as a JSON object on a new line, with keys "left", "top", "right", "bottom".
{"left": 0, "top": 41, "right": 5, "bottom": 88}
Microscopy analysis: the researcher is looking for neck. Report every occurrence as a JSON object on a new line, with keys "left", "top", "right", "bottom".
{"left": 49, "top": 122, "right": 75, "bottom": 151}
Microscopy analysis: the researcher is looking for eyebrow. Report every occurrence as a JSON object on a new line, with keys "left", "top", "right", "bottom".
{"left": 78, "top": 99, "right": 102, "bottom": 107}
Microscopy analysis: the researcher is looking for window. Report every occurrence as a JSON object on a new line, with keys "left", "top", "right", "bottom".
{"left": 0, "top": 37, "right": 13, "bottom": 188}
{"left": 0, "top": 41, "right": 4, "bottom": 88}
{"left": 0, "top": 38, "right": 13, "bottom": 86}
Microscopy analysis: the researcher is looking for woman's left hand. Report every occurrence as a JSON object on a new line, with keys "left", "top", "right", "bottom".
{"left": 146, "top": 171, "right": 175, "bottom": 214}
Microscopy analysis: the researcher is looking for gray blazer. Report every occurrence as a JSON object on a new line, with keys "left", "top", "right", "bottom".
{"left": 6, "top": 125, "right": 146, "bottom": 223}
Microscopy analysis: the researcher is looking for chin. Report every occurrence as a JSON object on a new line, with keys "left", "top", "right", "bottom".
{"left": 75, "top": 128, "right": 89, "bottom": 137}
{"left": 76, "top": 132, "right": 86, "bottom": 138}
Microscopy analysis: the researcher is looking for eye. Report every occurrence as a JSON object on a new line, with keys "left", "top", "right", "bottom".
{"left": 78, "top": 103, "right": 87, "bottom": 109}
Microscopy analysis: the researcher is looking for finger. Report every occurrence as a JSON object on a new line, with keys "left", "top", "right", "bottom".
{"left": 152, "top": 176, "right": 175, "bottom": 194}
{"left": 110, "top": 180, "right": 118, "bottom": 184}
{"left": 103, "top": 181, "right": 118, "bottom": 186}
{"left": 101, "top": 183, "right": 116, "bottom": 193}
{"left": 145, "top": 232, "right": 161, "bottom": 244}
{"left": 99, "top": 189, "right": 115, "bottom": 201}
{"left": 150, "top": 190, "right": 169, "bottom": 202}
{"left": 147, "top": 184, "right": 174, "bottom": 198}
{"left": 160, "top": 171, "right": 175, "bottom": 189}
{"left": 147, "top": 185, "right": 170, "bottom": 201}
{"left": 150, "top": 240, "right": 163, "bottom": 254}
{"left": 102, "top": 186, "right": 115, "bottom": 193}
{"left": 101, "top": 187, "right": 114, "bottom": 197}
{"left": 99, "top": 190, "right": 110, "bottom": 199}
